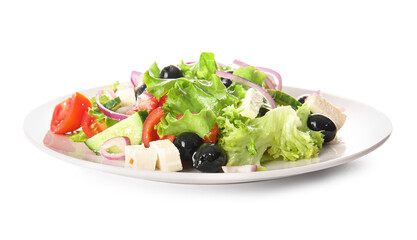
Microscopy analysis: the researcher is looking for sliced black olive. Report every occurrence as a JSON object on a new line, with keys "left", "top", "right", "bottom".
{"left": 192, "top": 143, "right": 227, "bottom": 173}
{"left": 135, "top": 83, "right": 147, "bottom": 99}
{"left": 173, "top": 132, "right": 203, "bottom": 163}
{"left": 159, "top": 65, "right": 183, "bottom": 79}
{"left": 307, "top": 114, "right": 337, "bottom": 142}
{"left": 297, "top": 94, "right": 309, "bottom": 104}
{"left": 220, "top": 70, "right": 233, "bottom": 88}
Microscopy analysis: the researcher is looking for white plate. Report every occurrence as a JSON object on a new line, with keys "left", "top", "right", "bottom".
{"left": 24, "top": 85, "right": 392, "bottom": 184}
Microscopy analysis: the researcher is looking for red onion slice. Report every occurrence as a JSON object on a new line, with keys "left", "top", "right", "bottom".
{"left": 106, "top": 88, "right": 117, "bottom": 99}
{"left": 99, "top": 136, "right": 131, "bottom": 160}
{"left": 216, "top": 70, "right": 277, "bottom": 109}
{"left": 263, "top": 75, "right": 277, "bottom": 90}
{"left": 256, "top": 66, "right": 282, "bottom": 91}
{"left": 233, "top": 59, "right": 282, "bottom": 91}
{"left": 139, "top": 92, "right": 152, "bottom": 101}
{"left": 96, "top": 90, "right": 129, "bottom": 121}
{"left": 313, "top": 90, "right": 321, "bottom": 95}
{"left": 131, "top": 71, "right": 142, "bottom": 88}
{"left": 232, "top": 59, "right": 250, "bottom": 67}
{"left": 222, "top": 165, "right": 258, "bottom": 173}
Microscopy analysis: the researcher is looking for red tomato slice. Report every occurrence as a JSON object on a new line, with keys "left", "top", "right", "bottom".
{"left": 126, "top": 96, "right": 159, "bottom": 115}
{"left": 203, "top": 124, "right": 219, "bottom": 143}
{"left": 126, "top": 94, "right": 168, "bottom": 115}
{"left": 175, "top": 112, "right": 196, "bottom": 120}
{"left": 50, "top": 92, "right": 92, "bottom": 134}
{"left": 158, "top": 94, "right": 168, "bottom": 106}
{"left": 81, "top": 112, "right": 107, "bottom": 138}
{"left": 160, "top": 134, "right": 176, "bottom": 142}
{"left": 142, "top": 107, "right": 165, "bottom": 148}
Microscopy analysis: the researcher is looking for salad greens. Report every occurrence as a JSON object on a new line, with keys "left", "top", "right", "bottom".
{"left": 157, "top": 109, "right": 217, "bottom": 138}
{"left": 66, "top": 52, "right": 330, "bottom": 171}
{"left": 144, "top": 54, "right": 244, "bottom": 117}
{"left": 88, "top": 81, "right": 121, "bottom": 127}
{"left": 179, "top": 52, "right": 218, "bottom": 80}
{"left": 67, "top": 130, "right": 88, "bottom": 142}
{"left": 233, "top": 66, "right": 268, "bottom": 87}
{"left": 217, "top": 105, "right": 323, "bottom": 167}
{"left": 69, "top": 82, "right": 121, "bottom": 140}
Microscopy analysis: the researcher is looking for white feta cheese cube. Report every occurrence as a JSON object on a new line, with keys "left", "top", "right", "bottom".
{"left": 116, "top": 87, "right": 136, "bottom": 107}
{"left": 239, "top": 88, "right": 264, "bottom": 119}
{"left": 149, "top": 139, "right": 183, "bottom": 172}
{"left": 124, "top": 145, "right": 158, "bottom": 170}
{"left": 305, "top": 93, "right": 347, "bottom": 129}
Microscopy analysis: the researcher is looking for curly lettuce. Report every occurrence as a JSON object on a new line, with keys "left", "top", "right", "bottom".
{"left": 218, "top": 105, "right": 324, "bottom": 168}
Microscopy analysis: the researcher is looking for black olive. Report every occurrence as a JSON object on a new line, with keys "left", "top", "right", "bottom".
{"left": 135, "top": 83, "right": 147, "bottom": 99}
{"left": 258, "top": 107, "right": 269, "bottom": 117}
{"left": 173, "top": 132, "right": 203, "bottom": 163}
{"left": 297, "top": 94, "right": 309, "bottom": 104}
{"left": 307, "top": 114, "right": 337, "bottom": 142}
{"left": 192, "top": 143, "right": 227, "bottom": 173}
{"left": 220, "top": 70, "right": 233, "bottom": 88}
{"left": 159, "top": 65, "right": 183, "bottom": 79}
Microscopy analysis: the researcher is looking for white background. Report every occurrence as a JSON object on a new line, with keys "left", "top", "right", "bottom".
{"left": 1, "top": 0, "right": 416, "bottom": 239}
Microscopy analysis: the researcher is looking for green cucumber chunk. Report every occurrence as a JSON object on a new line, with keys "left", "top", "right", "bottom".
{"left": 267, "top": 89, "right": 302, "bottom": 110}
{"left": 103, "top": 96, "right": 121, "bottom": 111}
{"left": 85, "top": 111, "right": 147, "bottom": 153}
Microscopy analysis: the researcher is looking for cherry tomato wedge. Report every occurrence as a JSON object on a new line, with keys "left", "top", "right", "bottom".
{"left": 158, "top": 94, "right": 169, "bottom": 106}
{"left": 81, "top": 112, "right": 107, "bottom": 138}
{"left": 142, "top": 107, "right": 177, "bottom": 147}
{"left": 126, "top": 96, "right": 159, "bottom": 115}
{"left": 142, "top": 107, "right": 165, "bottom": 148}
{"left": 126, "top": 94, "right": 169, "bottom": 115}
{"left": 160, "top": 134, "right": 176, "bottom": 142}
{"left": 50, "top": 92, "right": 92, "bottom": 134}
{"left": 203, "top": 124, "right": 219, "bottom": 143}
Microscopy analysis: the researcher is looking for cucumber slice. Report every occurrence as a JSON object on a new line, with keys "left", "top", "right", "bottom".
{"left": 267, "top": 89, "right": 302, "bottom": 110}
{"left": 85, "top": 112, "right": 147, "bottom": 153}
{"left": 103, "top": 96, "right": 121, "bottom": 111}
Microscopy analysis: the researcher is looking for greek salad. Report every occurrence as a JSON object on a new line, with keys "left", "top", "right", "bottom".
{"left": 49, "top": 52, "right": 346, "bottom": 173}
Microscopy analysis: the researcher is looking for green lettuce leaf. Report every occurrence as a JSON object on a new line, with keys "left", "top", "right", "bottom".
{"left": 144, "top": 52, "right": 244, "bottom": 117}
{"left": 217, "top": 106, "right": 262, "bottom": 165}
{"left": 296, "top": 103, "right": 324, "bottom": 148}
{"left": 157, "top": 109, "right": 217, "bottom": 138}
{"left": 194, "top": 75, "right": 240, "bottom": 107}
{"left": 163, "top": 78, "right": 224, "bottom": 116}
{"left": 179, "top": 52, "right": 217, "bottom": 80}
{"left": 233, "top": 66, "right": 268, "bottom": 86}
{"left": 149, "top": 62, "right": 161, "bottom": 78}
{"left": 260, "top": 106, "right": 320, "bottom": 161}
{"left": 228, "top": 84, "right": 247, "bottom": 100}
{"left": 142, "top": 70, "right": 178, "bottom": 100}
